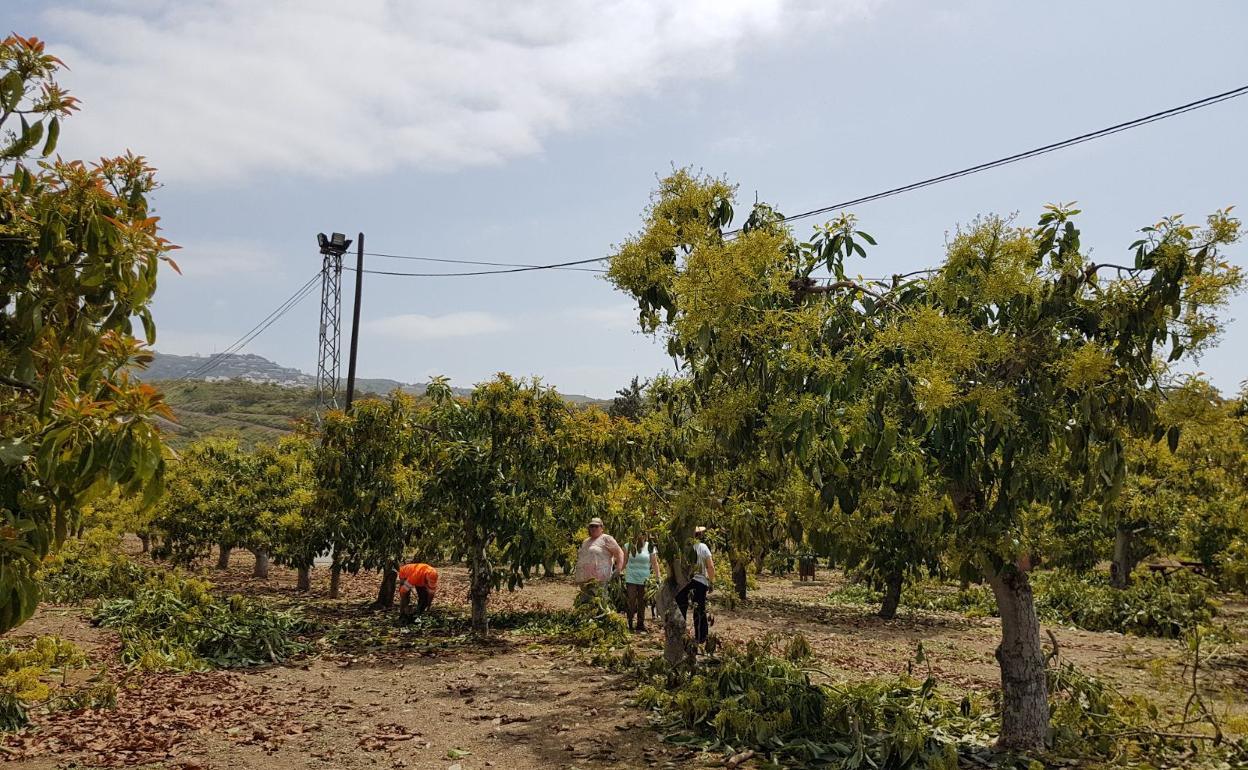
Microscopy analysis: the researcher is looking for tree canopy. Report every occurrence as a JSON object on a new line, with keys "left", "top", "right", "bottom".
{"left": 1, "top": 35, "right": 174, "bottom": 631}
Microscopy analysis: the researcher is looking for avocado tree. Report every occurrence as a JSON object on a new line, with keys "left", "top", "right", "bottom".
{"left": 416, "top": 375, "right": 607, "bottom": 635}
{"left": 1166, "top": 379, "right": 1248, "bottom": 581}
{"left": 1, "top": 35, "right": 173, "bottom": 631}
{"left": 312, "top": 394, "right": 422, "bottom": 602}
{"left": 153, "top": 438, "right": 252, "bottom": 568}
{"left": 608, "top": 170, "right": 1242, "bottom": 750}
{"left": 247, "top": 436, "right": 315, "bottom": 579}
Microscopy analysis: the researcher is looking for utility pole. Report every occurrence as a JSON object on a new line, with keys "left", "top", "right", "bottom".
{"left": 344, "top": 232, "right": 364, "bottom": 411}
{"left": 315, "top": 232, "right": 352, "bottom": 418}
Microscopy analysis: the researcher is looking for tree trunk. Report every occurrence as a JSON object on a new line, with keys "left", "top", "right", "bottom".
{"left": 658, "top": 559, "right": 696, "bottom": 670}
{"left": 216, "top": 543, "right": 231, "bottom": 570}
{"left": 469, "top": 543, "right": 491, "bottom": 636}
{"left": 879, "top": 567, "right": 904, "bottom": 620}
{"left": 329, "top": 562, "right": 342, "bottom": 599}
{"left": 138, "top": 533, "right": 151, "bottom": 554}
{"left": 731, "top": 560, "right": 748, "bottom": 601}
{"left": 252, "top": 549, "right": 270, "bottom": 579}
{"left": 657, "top": 576, "right": 694, "bottom": 669}
{"left": 374, "top": 568, "right": 398, "bottom": 608}
{"left": 1111, "top": 526, "right": 1136, "bottom": 589}
{"left": 296, "top": 567, "right": 311, "bottom": 592}
{"left": 987, "top": 568, "right": 1050, "bottom": 751}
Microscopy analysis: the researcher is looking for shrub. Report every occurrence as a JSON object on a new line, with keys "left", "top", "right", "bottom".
{"left": 0, "top": 637, "right": 114, "bottom": 731}
{"left": 764, "top": 549, "right": 796, "bottom": 576}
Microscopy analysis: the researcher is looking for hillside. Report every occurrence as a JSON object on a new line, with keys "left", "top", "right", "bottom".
{"left": 152, "top": 370, "right": 608, "bottom": 449}
{"left": 138, "top": 352, "right": 606, "bottom": 404}
{"left": 154, "top": 380, "right": 317, "bottom": 449}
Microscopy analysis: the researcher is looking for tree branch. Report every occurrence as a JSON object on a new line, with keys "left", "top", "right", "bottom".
{"left": 788, "top": 277, "right": 899, "bottom": 308}
{"left": 0, "top": 374, "right": 36, "bottom": 392}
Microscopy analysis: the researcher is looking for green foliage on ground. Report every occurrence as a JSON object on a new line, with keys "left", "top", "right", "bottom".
{"left": 630, "top": 637, "right": 1246, "bottom": 769}
{"left": 1031, "top": 570, "right": 1219, "bottom": 639}
{"left": 92, "top": 573, "right": 310, "bottom": 670}
{"left": 0, "top": 636, "right": 114, "bottom": 731}
{"left": 38, "top": 529, "right": 309, "bottom": 670}
{"left": 323, "top": 600, "right": 629, "bottom": 655}
{"left": 827, "top": 579, "right": 997, "bottom": 618}
{"left": 635, "top": 637, "right": 986, "bottom": 769}
{"left": 828, "top": 569, "right": 1219, "bottom": 638}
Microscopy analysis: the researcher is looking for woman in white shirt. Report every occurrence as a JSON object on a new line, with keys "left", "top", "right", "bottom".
{"left": 675, "top": 526, "right": 715, "bottom": 643}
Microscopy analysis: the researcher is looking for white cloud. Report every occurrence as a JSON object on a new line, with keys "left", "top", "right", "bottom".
{"left": 364, "top": 311, "right": 509, "bottom": 340}
{"left": 41, "top": 0, "right": 876, "bottom": 182}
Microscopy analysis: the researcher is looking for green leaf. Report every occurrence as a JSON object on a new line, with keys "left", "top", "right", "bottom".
{"left": 41, "top": 117, "right": 59, "bottom": 157}
{"left": 1166, "top": 425, "right": 1180, "bottom": 454}
{"left": 0, "top": 71, "right": 22, "bottom": 111}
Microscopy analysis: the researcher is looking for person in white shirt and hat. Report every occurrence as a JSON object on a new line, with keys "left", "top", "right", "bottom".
{"left": 675, "top": 526, "right": 715, "bottom": 643}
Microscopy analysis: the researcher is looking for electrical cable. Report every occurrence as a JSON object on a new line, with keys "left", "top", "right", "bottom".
{"left": 737, "top": 83, "right": 1248, "bottom": 234}
{"left": 342, "top": 255, "right": 608, "bottom": 277}
{"left": 345, "top": 85, "right": 1247, "bottom": 277}
{"left": 176, "top": 272, "right": 322, "bottom": 381}
{"left": 363, "top": 251, "right": 603, "bottom": 273}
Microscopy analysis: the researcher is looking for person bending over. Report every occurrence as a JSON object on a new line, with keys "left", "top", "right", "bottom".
{"left": 398, "top": 561, "right": 439, "bottom": 618}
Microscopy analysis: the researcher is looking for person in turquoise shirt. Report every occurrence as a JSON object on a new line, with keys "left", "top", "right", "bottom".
{"left": 624, "top": 533, "right": 661, "bottom": 632}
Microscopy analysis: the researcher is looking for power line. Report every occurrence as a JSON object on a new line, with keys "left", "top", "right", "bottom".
{"left": 313, "top": 84, "right": 1248, "bottom": 283}
{"left": 364, "top": 251, "right": 604, "bottom": 273}
{"left": 745, "top": 83, "right": 1248, "bottom": 233}
{"left": 176, "top": 272, "right": 321, "bottom": 381}
{"left": 343, "top": 255, "right": 608, "bottom": 277}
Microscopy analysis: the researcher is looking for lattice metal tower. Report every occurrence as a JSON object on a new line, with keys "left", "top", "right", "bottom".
{"left": 315, "top": 232, "right": 352, "bottom": 416}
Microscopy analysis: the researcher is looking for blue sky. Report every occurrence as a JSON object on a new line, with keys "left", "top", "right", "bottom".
{"left": 9, "top": 0, "right": 1248, "bottom": 398}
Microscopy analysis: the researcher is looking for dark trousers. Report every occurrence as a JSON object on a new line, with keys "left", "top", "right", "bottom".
{"left": 625, "top": 582, "right": 648, "bottom": 631}
{"left": 675, "top": 580, "right": 709, "bottom": 643}
{"left": 400, "top": 586, "right": 433, "bottom": 617}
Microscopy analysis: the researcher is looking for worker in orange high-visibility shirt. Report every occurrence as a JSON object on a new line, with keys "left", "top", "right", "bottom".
{"left": 398, "top": 562, "right": 439, "bottom": 618}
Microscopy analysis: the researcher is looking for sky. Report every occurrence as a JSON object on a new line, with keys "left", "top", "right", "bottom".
{"left": 8, "top": 0, "right": 1248, "bottom": 398}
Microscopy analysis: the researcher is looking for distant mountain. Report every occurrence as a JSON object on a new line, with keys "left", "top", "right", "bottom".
{"left": 137, "top": 351, "right": 605, "bottom": 403}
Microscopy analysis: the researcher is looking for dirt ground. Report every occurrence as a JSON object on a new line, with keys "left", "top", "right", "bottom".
{"left": 4, "top": 551, "right": 1247, "bottom": 769}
